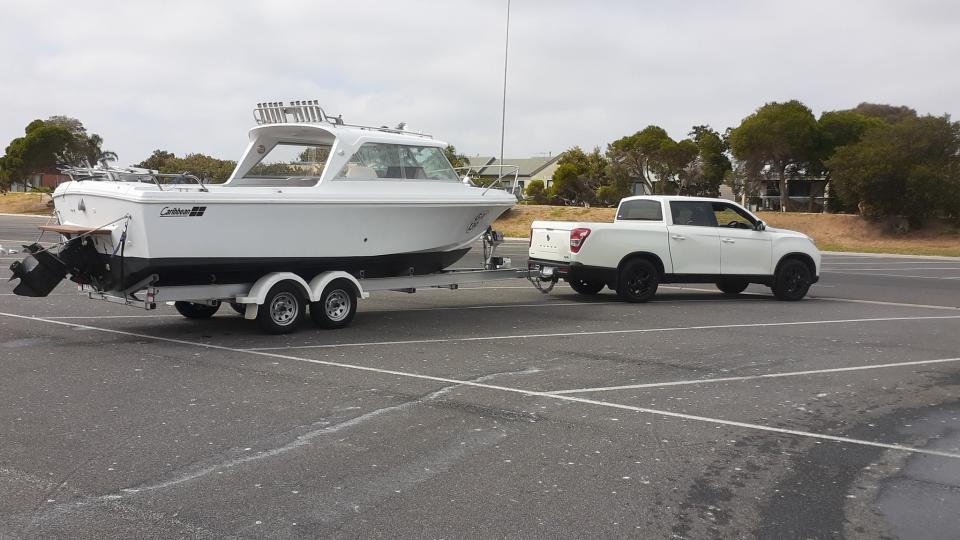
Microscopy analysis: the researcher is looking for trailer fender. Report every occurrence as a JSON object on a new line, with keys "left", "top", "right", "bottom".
{"left": 308, "top": 271, "right": 368, "bottom": 302}
{"left": 236, "top": 272, "right": 312, "bottom": 307}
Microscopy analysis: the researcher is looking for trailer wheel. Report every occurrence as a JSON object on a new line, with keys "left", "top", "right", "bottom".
{"left": 174, "top": 300, "right": 220, "bottom": 319}
{"left": 310, "top": 279, "right": 357, "bottom": 329}
{"left": 257, "top": 282, "right": 304, "bottom": 334}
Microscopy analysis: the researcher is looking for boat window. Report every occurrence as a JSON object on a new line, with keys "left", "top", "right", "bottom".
{"left": 242, "top": 143, "right": 331, "bottom": 180}
{"left": 336, "top": 143, "right": 459, "bottom": 181}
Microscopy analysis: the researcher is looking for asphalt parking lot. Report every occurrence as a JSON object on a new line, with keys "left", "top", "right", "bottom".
{"left": 2, "top": 213, "right": 960, "bottom": 539}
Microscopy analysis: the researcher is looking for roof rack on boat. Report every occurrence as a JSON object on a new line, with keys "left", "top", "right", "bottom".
{"left": 252, "top": 100, "right": 433, "bottom": 139}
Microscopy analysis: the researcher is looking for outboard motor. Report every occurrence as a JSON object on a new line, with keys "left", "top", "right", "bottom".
{"left": 9, "top": 238, "right": 104, "bottom": 297}
{"left": 8, "top": 244, "right": 68, "bottom": 297}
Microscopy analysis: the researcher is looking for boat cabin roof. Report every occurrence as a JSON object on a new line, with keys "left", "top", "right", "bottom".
{"left": 227, "top": 122, "right": 451, "bottom": 187}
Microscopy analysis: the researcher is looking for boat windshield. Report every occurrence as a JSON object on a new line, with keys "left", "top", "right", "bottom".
{"left": 335, "top": 143, "right": 459, "bottom": 181}
{"left": 242, "top": 143, "right": 331, "bottom": 181}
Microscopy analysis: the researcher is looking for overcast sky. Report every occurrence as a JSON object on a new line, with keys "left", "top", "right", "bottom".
{"left": 2, "top": 0, "right": 958, "bottom": 163}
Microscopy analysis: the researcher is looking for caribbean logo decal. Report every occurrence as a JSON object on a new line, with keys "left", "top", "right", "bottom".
{"left": 160, "top": 206, "right": 207, "bottom": 217}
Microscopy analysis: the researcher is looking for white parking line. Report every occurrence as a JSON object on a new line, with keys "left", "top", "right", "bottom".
{"left": 822, "top": 267, "right": 960, "bottom": 272}
{"left": 823, "top": 261, "right": 960, "bottom": 266}
{"left": 813, "top": 297, "right": 960, "bottom": 311}
{"left": 246, "top": 315, "right": 960, "bottom": 351}
{"left": 550, "top": 356, "right": 960, "bottom": 394}
{"left": 2, "top": 310, "right": 959, "bottom": 461}
{"left": 824, "top": 270, "right": 960, "bottom": 280}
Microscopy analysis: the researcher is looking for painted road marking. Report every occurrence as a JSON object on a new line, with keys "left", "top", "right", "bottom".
{"left": 824, "top": 270, "right": 960, "bottom": 280}
{"left": 550, "top": 356, "right": 960, "bottom": 394}
{"left": 3, "top": 310, "right": 960, "bottom": 461}
{"left": 243, "top": 315, "right": 960, "bottom": 351}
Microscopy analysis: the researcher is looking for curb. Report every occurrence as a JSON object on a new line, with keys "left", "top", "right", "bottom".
{"left": 0, "top": 213, "right": 53, "bottom": 218}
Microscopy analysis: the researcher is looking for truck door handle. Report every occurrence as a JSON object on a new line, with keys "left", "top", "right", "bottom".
{"left": 670, "top": 234, "right": 686, "bottom": 240}
{"left": 722, "top": 238, "right": 735, "bottom": 244}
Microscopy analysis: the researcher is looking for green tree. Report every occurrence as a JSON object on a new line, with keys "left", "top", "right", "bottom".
{"left": 684, "top": 125, "right": 732, "bottom": 197}
{"left": 524, "top": 179, "right": 551, "bottom": 204}
{"left": 443, "top": 145, "right": 468, "bottom": 169}
{"left": 825, "top": 115, "right": 960, "bottom": 225}
{"left": 816, "top": 111, "right": 887, "bottom": 211}
{"left": 136, "top": 149, "right": 177, "bottom": 171}
{"left": 848, "top": 102, "right": 917, "bottom": 124}
{"left": 135, "top": 150, "right": 236, "bottom": 183}
{"left": 606, "top": 126, "right": 698, "bottom": 196}
{"left": 728, "top": 100, "right": 820, "bottom": 210}
{"left": 549, "top": 146, "right": 608, "bottom": 205}
{"left": 0, "top": 116, "right": 115, "bottom": 188}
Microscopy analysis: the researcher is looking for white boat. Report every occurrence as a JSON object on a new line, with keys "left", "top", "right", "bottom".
{"left": 10, "top": 101, "right": 517, "bottom": 297}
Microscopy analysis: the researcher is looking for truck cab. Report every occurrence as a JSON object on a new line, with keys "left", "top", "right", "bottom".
{"left": 528, "top": 196, "right": 821, "bottom": 302}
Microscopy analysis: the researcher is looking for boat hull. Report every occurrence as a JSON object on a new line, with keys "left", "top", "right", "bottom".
{"left": 35, "top": 181, "right": 515, "bottom": 292}
{"left": 90, "top": 248, "right": 472, "bottom": 288}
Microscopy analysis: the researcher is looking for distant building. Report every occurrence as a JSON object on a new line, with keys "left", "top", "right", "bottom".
{"left": 8, "top": 171, "right": 69, "bottom": 192}
{"left": 464, "top": 155, "right": 561, "bottom": 196}
{"left": 757, "top": 173, "right": 828, "bottom": 211}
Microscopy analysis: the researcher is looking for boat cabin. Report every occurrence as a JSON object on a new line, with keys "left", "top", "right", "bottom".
{"left": 225, "top": 101, "right": 460, "bottom": 188}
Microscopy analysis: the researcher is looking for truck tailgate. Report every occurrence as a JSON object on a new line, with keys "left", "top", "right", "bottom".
{"left": 529, "top": 221, "right": 575, "bottom": 262}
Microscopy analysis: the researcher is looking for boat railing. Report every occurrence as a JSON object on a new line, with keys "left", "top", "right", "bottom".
{"left": 252, "top": 100, "right": 433, "bottom": 139}
{"left": 61, "top": 166, "right": 208, "bottom": 192}
{"left": 454, "top": 165, "right": 521, "bottom": 196}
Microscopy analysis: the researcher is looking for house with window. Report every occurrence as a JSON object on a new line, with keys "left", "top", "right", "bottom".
{"left": 8, "top": 170, "right": 69, "bottom": 192}
{"left": 464, "top": 155, "right": 561, "bottom": 196}
{"left": 756, "top": 168, "right": 828, "bottom": 211}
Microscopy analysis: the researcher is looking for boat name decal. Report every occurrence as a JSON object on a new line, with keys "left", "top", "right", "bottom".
{"left": 160, "top": 206, "right": 207, "bottom": 217}
{"left": 466, "top": 210, "right": 488, "bottom": 233}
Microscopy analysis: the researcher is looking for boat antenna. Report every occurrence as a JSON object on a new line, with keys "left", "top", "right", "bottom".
{"left": 499, "top": 0, "right": 511, "bottom": 189}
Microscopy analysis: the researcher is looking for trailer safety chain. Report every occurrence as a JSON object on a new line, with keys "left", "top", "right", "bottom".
{"left": 527, "top": 273, "right": 556, "bottom": 294}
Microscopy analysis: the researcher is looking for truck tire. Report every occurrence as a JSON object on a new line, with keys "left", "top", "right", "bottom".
{"left": 257, "top": 282, "right": 305, "bottom": 334}
{"left": 716, "top": 279, "right": 749, "bottom": 295}
{"left": 568, "top": 277, "right": 605, "bottom": 295}
{"left": 310, "top": 279, "right": 358, "bottom": 329}
{"left": 174, "top": 300, "right": 220, "bottom": 319}
{"left": 616, "top": 259, "right": 659, "bottom": 303}
{"left": 772, "top": 259, "right": 812, "bottom": 301}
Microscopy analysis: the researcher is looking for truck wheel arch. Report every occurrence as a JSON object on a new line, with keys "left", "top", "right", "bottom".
{"left": 617, "top": 252, "right": 665, "bottom": 281}
{"left": 775, "top": 253, "right": 817, "bottom": 277}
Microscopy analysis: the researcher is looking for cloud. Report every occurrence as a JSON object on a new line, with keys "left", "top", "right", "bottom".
{"left": 1, "top": 0, "right": 958, "bottom": 164}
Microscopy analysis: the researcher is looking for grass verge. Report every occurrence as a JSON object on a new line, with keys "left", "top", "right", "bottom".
{"left": 496, "top": 205, "right": 960, "bottom": 258}
{"left": 0, "top": 193, "right": 53, "bottom": 215}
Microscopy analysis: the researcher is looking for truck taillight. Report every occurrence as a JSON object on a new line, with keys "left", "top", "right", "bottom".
{"left": 529, "top": 228, "right": 533, "bottom": 248}
{"left": 569, "top": 228, "right": 591, "bottom": 253}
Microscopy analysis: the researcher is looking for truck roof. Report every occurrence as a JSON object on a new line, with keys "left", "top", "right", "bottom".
{"left": 619, "top": 195, "right": 734, "bottom": 204}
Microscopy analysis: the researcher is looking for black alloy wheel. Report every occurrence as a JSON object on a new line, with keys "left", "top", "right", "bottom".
{"left": 616, "top": 259, "right": 659, "bottom": 303}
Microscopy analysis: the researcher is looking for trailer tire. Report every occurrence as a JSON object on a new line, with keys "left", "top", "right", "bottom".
{"left": 310, "top": 279, "right": 357, "bottom": 329}
{"left": 174, "top": 300, "right": 220, "bottom": 319}
{"left": 257, "top": 282, "right": 305, "bottom": 334}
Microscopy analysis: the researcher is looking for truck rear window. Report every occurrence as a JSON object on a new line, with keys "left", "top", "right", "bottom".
{"left": 617, "top": 200, "right": 663, "bottom": 221}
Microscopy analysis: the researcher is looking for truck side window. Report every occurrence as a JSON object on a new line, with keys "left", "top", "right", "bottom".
{"left": 617, "top": 200, "right": 663, "bottom": 221}
{"left": 712, "top": 202, "right": 757, "bottom": 229}
{"left": 669, "top": 201, "right": 717, "bottom": 227}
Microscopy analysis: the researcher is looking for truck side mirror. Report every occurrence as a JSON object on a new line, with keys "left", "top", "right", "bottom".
{"left": 754, "top": 220, "right": 766, "bottom": 231}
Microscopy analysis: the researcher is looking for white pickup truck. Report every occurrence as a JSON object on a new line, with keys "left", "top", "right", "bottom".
{"left": 528, "top": 196, "right": 820, "bottom": 302}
